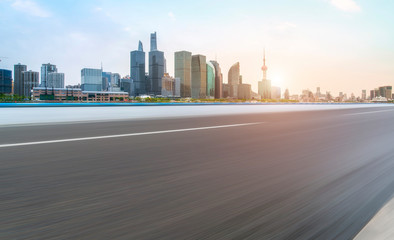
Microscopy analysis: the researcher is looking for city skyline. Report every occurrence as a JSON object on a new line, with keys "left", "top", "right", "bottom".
{"left": 1, "top": 0, "right": 394, "bottom": 96}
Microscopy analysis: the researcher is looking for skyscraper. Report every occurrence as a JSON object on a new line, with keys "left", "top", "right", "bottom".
{"left": 41, "top": 63, "right": 57, "bottom": 87}
{"left": 206, "top": 62, "right": 215, "bottom": 98}
{"left": 21, "top": 70, "right": 39, "bottom": 97}
{"left": 149, "top": 32, "right": 165, "bottom": 95}
{"left": 130, "top": 41, "right": 146, "bottom": 96}
{"left": 175, "top": 51, "right": 192, "bottom": 98}
{"left": 210, "top": 60, "right": 223, "bottom": 99}
{"left": 258, "top": 50, "right": 271, "bottom": 99}
{"left": 47, "top": 73, "right": 65, "bottom": 88}
{"left": 81, "top": 68, "right": 102, "bottom": 91}
{"left": 0, "top": 69, "right": 12, "bottom": 94}
{"left": 228, "top": 62, "right": 240, "bottom": 98}
{"left": 14, "top": 63, "right": 27, "bottom": 96}
{"left": 191, "top": 54, "right": 207, "bottom": 99}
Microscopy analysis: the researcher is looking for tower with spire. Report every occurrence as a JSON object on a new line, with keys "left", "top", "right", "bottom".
{"left": 258, "top": 49, "right": 271, "bottom": 100}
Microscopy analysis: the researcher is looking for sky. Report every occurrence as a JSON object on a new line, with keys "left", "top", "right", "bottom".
{"left": 0, "top": 0, "right": 393, "bottom": 96}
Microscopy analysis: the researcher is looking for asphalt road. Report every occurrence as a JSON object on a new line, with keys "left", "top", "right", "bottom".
{"left": 1, "top": 106, "right": 394, "bottom": 239}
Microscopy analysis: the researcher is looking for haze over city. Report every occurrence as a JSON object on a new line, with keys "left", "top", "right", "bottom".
{"left": 1, "top": 0, "right": 393, "bottom": 96}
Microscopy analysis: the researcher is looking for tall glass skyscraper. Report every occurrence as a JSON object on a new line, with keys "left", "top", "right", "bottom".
{"left": 206, "top": 62, "right": 215, "bottom": 98}
{"left": 210, "top": 60, "right": 223, "bottom": 99}
{"left": 41, "top": 63, "right": 58, "bottom": 87}
{"left": 130, "top": 41, "right": 146, "bottom": 96}
{"left": 228, "top": 62, "right": 240, "bottom": 98}
{"left": 191, "top": 54, "right": 207, "bottom": 99}
{"left": 149, "top": 32, "right": 165, "bottom": 96}
{"left": 0, "top": 69, "right": 12, "bottom": 94}
{"left": 81, "top": 68, "right": 102, "bottom": 91}
{"left": 14, "top": 63, "right": 27, "bottom": 96}
{"left": 175, "top": 51, "right": 192, "bottom": 98}
{"left": 47, "top": 73, "right": 65, "bottom": 88}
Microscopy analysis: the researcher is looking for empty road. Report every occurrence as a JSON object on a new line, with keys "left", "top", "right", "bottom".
{"left": 1, "top": 105, "right": 394, "bottom": 239}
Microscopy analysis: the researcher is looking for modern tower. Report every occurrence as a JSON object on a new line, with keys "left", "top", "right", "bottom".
{"left": 21, "top": 70, "right": 39, "bottom": 97}
{"left": 210, "top": 60, "right": 223, "bottom": 99}
{"left": 47, "top": 73, "right": 65, "bottom": 88}
{"left": 258, "top": 50, "right": 271, "bottom": 99}
{"left": 175, "top": 51, "right": 192, "bottom": 98}
{"left": 206, "top": 61, "right": 215, "bottom": 98}
{"left": 228, "top": 62, "right": 240, "bottom": 98}
{"left": 0, "top": 69, "right": 12, "bottom": 94}
{"left": 149, "top": 32, "right": 165, "bottom": 95}
{"left": 130, "top": 41, "right": 146, "bottom": 96}
{"left": 41, "top": 63, "right": 58, "bottom": 87}
{"left": 14, "top": 63, "right": 27, "bottom": 96}
{"left": 191, "top": 54, "right": 207, "bottom": 99}
{"left": 81, "top": 68, "right": 102, "bottom": 91}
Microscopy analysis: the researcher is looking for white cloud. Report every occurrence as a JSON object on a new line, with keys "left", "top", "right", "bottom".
{"left": 168, "top": 12, "right": 176, "bottom": 21}
{"left": 329, "top": 0, "right": 361, "bottom": 12}
{"left": 11, "top": 0, "right": 51, "bottom": 18}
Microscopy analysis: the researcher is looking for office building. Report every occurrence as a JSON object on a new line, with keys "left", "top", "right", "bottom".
{"left": 47, "top": 73, "right": 64, "bottom": 88}
{"left": 284, "top": 89, "right": 290, "bottom": 100}
{"left": 81, "top": 68, "right": 102, "bottom": 91}
{"left": 271, "top": 86, "right": 281, "bottom": 99}
{"left": 149, "top": 32, "right": 165, "bottom": 96}
{"left": 102, "top": 72, "right": 112, "bottom": 91}
{"left": 258, "top": 50, "right": 272, "bottom": 99}
{"left": 379, "top": 86, "right": 392, "bottom": 99}
{"left": 206, "top": 62, "right": 215, "bottom": 98}
{"left": 41, "top": 63, "right": 57, "bottom": 87}
{"left": 191, "top": 54, "right": 207, "bottom": 99}
{"left": 361, "top": 90, "right": 366, "bottom": 100}
{"left": 33, "top": 87, "right": 128, "bottom": 102}
{"left": 175, "top": 51, "right": 192, "bottom": 98}
{"left": 120, "top": 76, "right": 133, "bottom": 96}
{"left": 238, "top": 83, "right": 252, "bottom": 100}
{"left": 0, "top": 69, "right": 12, "bottom": 94}
{"left": 130, "top": 41, "right": 146, "bottom": 96}
{"left": 228, "top": 62, "right": 240, "bottom": 98}
{"left": 21, "top": 70, "right": 39, "bottom": 97}
{"left": 14, "top": 63, "right": 27, "bottom": 96}
{"left": 210, "top": 60, "right": 223, "bottom": 99}
{"left": 161, "top": 73, "right": 180, "bottom": 97}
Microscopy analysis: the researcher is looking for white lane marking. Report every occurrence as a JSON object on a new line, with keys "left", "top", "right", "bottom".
{"left": 344, "top": 109, "right": 394, "bottom": 116}
{"left": 0, "top": 122, "right": 263, "bottom": 148}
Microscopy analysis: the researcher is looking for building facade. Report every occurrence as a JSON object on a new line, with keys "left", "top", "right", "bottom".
{"left": 191, "top": 54, "right": 207, "bottom": 99}
{"left": 0, "top": 69, "right": 12, "bottom": 94}
{"left": 41, "top": 63, "right": 58, "bottom": 87}
{"left": 14, "top": 63, "right": 27, "bottom": 96}
{"left": 130, "top": 41, "right": 146, "bottom": 96}
{"left": 149, "top": 32, "right": 165, "bottom": 96}
{"left": 33, "top": 87, "right": 128, "bottom": 102}
{"left": 206, "top": 62, "right": 215, "bottom": 98}
{"left": 81, "top": 68, "right": 102, "bottom": 91}
{"left": 21, "top": 70, "right": 39, "bottom": 97}
{"left": 175, "top": 51, "right": 192, "bottom": 98}
{"left": 238, "top": 83, "right": 252, "bottom": 100}
{"left": 228, "top": 62, "right": 240, "bottom": 98}
{"left": 47, "top": 72, "right": 65, "bottom": 88}
{"left": 210, "top": 60, "right": 223, "bottom": 99}
{"left": 161, "top": 73, "right": 180, "bottom": 97}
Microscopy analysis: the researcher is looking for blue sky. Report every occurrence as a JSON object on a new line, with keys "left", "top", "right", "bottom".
{"left": 0, "top": 0, "right": 393, "bottom": 95}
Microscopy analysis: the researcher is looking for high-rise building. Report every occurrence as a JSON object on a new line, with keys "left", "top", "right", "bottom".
{"left": 130, "top": 41, "right": 146, "bottom": 96}
{"left": 210, "top": 60, "right": 223, "bottom": 99}
{"left": 102, "top": 72, "right": 112, "bottom": 91}
{"left": 284, "top": 89, "right": 290, "bottom": 100}
{"left": 238, "top": 83, "right": 252, "bottom": 100}
{"left": 258, "top": 50, "right": 271, "bottom": 99}
{"left": 120, "top": 76, "right": 133, "bottom": 96}
{"left": 271, "top": 86, "right": 281, "bottom": 99}
{"left": 21, "top": 70, "right": 39, "bottom": 97}
{"left": 41, "top": 63, "right": 58, "bottom": 87}
{"left": 81, "top": 68, "right": 102, "bottom": 91}
{"left": 14, "top": 63, "right": 27, "bottom": 96}
{"left": 370, "top": 90, "right": 375, "bottom": 100}
{"left": 161, "top": 73, "right": 180, "bottom": 97}
{"left": 149, "top": 32, "right": 165, "bottom": 96}
{"left": 206, "top": 62, "right": 215, "bottom": 98}
{"left": 0, "top": 69, "right": 12, "bottom": 94}
{"left": 175, "top": 51, "right": 192, "bottom": 98}
{"left": 47, "top": 73, "right": 64, "bottom": 88}
{"left": 379, "top": 86, "right": 392, "bottom": 99}
{"left": 191, "top": 55, "right": 207, "bottom": 99}
{"left": 228, "top": 62, "right": 240, "bottom": 98}
{"left": 361, "top": 90, "right": 367, "bottom": 100}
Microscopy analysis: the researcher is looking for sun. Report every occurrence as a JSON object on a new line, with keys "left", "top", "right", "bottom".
{"left": 271, "top": 74, "right": 284, "bottom": 87}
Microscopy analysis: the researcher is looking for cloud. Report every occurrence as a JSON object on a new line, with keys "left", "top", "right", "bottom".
{"left": 11, "top": 0, "right": 51, "bottom": 17}
{"left": 329, "top": 0, "right": 361, "bottom": 12}
{"left": 168, "top": 12, "right": 176, "bottom": 21}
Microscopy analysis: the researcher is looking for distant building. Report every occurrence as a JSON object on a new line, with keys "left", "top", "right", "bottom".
{"left": 130, "top": 41, "right": 146, "bottom": 96}
{"left": 191, "top": 54, "right": 207, "bottom": 99}
{"left": 284, "top": 89, "right": 290, "bottom": 100}
{"left": 21, "top": 70, "right": 39, "bottom": 97}
{"left": 0, "top": 69, "right": 12, "bottom": 94}
{"left": 161, "top": 73, "right": 180, "bottom": 97}
{"left": 175, "top": 51, "right": 192, "bottom": 98}
{"left": 379, "top": 86, "right": 392, "bottom": 99}
{"left": 33, "top": 87, "right": 128, "bottom": 102}
{"left": 228, "top": 62, "right": 240, "bottom": 98}
{"left": 361, "top": 90, "right": 366, "bottom": 100}
{"left": 149, "top": 32, "right": 165, "bottom": 96}
{"left": 370, "top": 90, "right": 375, "bottom": 100}
{"left": 210, "top": 60, "right": 223, "bottom": 99}
{"left": 13, "top": 63, "right": 27, "bottom": 96}
{"left": 41, "top": 63, "right": 57, "bottom": 87}
{"left": 271, "top": 86, "right": 281, "bottom": 100}
{"left": 120, "top": 77, "right": 133, "bottom": 96}
{"left": 81, "top": 68, "right": 102, "bottom": 91}
{"left": 206, "top": 62, "right": 215, "bottom": 98}
{"left": 222, "top": 83, "right": 230, "bottom": 98}
{"left": 47, "top": 73, "right": 65, "bottom": 88}
{"left": 238, "top": 83, "right": 252, "bottom": 100}
{"left": 258, "top": 50, "right": 271, "bottom": 99}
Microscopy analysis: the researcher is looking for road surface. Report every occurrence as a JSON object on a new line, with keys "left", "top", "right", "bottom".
{"left": 1, "top": 105, "right": 394, "bottom": 239}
